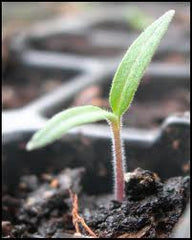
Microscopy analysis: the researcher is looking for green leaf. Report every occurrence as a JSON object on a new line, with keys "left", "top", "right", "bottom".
{"left": 109, "top": 10, "right": 175, "bottom": 117}
{"left": 26, "top": 105, "right": 116, "bottom": 151}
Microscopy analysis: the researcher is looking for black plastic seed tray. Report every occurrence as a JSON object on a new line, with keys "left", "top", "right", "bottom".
{"left": 3, "top": 4, "right": 190, "bottom": 171}
{"left": 2, "top": 4, "right": 190, "bottom": 238}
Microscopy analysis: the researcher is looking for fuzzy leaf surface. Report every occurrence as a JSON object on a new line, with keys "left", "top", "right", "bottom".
{"left": 109, "top": 10, "right": 175, "bottom": 116}
{"left": 26, "top": 105, "right": 115, "bottom": 150}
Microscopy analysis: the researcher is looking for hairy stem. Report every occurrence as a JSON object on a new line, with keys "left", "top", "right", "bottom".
{"left": 110, "top": 118, "right": 126, "bottom": 202}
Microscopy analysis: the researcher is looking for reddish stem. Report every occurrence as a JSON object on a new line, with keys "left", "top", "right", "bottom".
{"left": 110, "top": 118, "right": 126, "bottom": 202}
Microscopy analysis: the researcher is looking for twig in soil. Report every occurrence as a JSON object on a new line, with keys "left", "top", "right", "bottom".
{"left": 69, "top": 189, "right": 98, "bottom": 238}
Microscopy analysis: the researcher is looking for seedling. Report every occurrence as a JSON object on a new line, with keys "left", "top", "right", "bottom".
{"left": 26, "top": 10, "right": 175, "bottom": 202}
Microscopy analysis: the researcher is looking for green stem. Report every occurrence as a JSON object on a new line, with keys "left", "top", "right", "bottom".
{"left": 110, "top": 117, "right": 126, "bottom": 202}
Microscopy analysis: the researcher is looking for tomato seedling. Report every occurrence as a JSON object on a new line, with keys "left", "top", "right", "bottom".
{"left": 26, "top": 10, "right": 175, "bottom": 202}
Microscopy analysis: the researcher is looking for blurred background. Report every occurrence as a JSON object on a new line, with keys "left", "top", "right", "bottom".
{"left": 2, "top": 2, "right": 190, "bottom": 129}
{"left": 2, "top": 2, "right": 190, "bottom": 31}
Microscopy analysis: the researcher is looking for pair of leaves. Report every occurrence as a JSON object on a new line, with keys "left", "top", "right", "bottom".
{"left": 26, "top": 10, "right": 175, "bottom": 151}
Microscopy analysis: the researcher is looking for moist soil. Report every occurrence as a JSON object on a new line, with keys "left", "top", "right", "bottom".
{"left": 2, "top": 167, "right": 190, "bottom": 238}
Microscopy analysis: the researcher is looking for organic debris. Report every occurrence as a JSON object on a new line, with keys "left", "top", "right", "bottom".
{"left": 69, "top": 189, "right": 97, "bottom": 238}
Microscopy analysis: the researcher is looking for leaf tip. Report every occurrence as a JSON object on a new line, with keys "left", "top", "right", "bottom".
{"left": 167, "top": 9, "right": 175, "bottom": 17}
{"left": 26, "top": 141, "right": 35, "bottom": 151}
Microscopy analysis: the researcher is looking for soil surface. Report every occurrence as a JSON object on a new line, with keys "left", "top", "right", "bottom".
{"left": 2, "top": 168, "right": 190, "bottom": 238}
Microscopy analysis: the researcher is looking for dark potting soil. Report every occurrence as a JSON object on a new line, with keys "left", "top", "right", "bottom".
{"left": 2, "top": 168, "right": 190, "bottom": 238}
{"left": 84, "top": 168, "right": 190, "bottom": 238}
